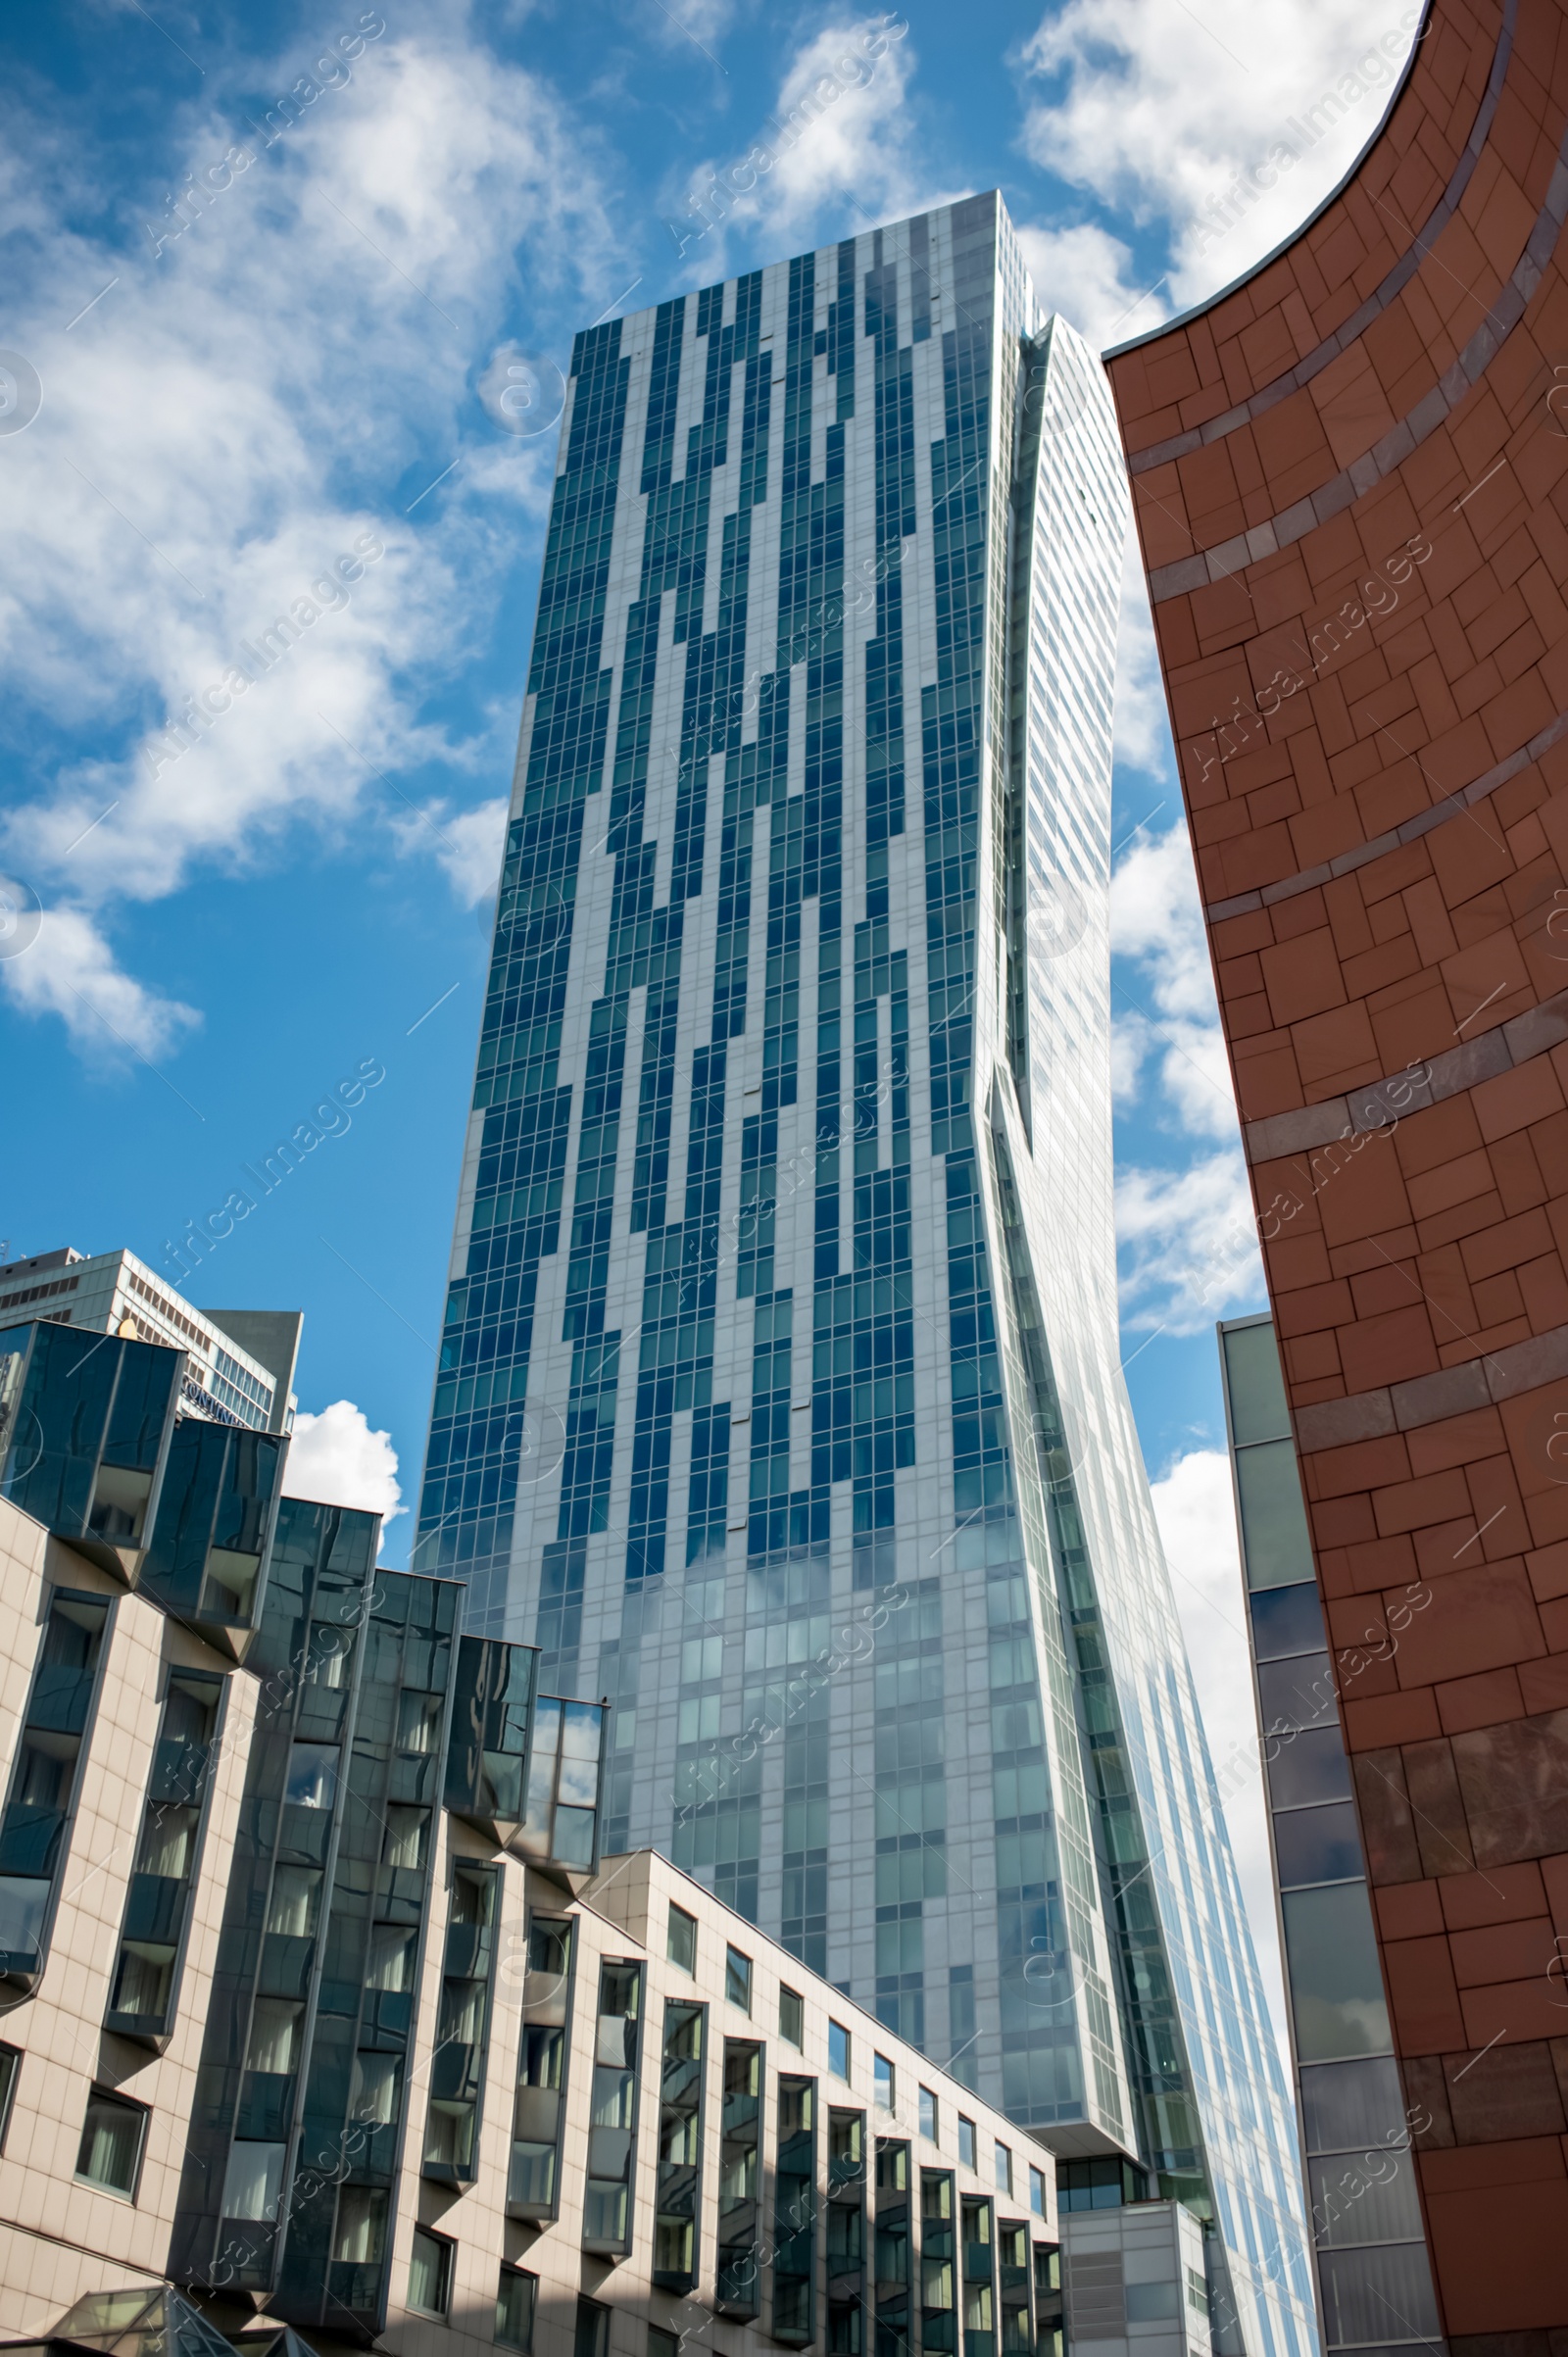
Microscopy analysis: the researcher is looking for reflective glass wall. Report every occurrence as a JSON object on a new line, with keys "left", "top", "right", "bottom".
{"left": 1219, "top": 1316, "right": 1445, "bottom": 2354}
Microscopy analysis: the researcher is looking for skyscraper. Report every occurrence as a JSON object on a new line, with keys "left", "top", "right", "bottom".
{"left": 416, "top": 194, "right": 1313, "bottom": 2352}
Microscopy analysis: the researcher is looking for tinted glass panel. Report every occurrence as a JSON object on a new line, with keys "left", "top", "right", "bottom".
{"left": 1250, "top": 1581, "right": 1325, "bottom": 1661}
{"left": 1298, "top": 2056, "right": 1409, "bottom": 2154}
{"left": 1236, "top": 1440, "right": 1315, "bottom": 1590}
{"left": 1274, "top": 1802, "right": 1364, "bottom": 1889}
{"left": 1223, "top": 1322, "right": 1291, "bottom": 1445}
{"left": 1306, "top": 2150, "right": 1424, "bottom": 2246}
{"left": 1267, "top": 1725, "right": 1351, "bottom": 1809}
{"left": 1257, "top": 1652, "right": 1335, "bottom": 1735}
{"left": 1281, "top": 1884, "right": 1391, "bottom": 2061}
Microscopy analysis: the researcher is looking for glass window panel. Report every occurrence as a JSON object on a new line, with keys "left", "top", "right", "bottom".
{"left": 829, "top": 2022, "right": 851, "bottom": 2080}
{"left": 1222, "top": 1323, "right": 1292, "bottom": 1445}
{"left": 405, "top": 2225, "right": 450, "bottom": 2319}
{"left": 920, "top": 2087, "right": 937, "bottom": 2142}
{"left": 1298, "top": 2056, "right": 1409, "bottom": 2155}
{"left": 1306, "top": 2150, "right": 1425, "bottom": 2246}
{"left": 284, "top": 1744, "right": 338, "bottom": 1810}
{"left": 497, "top": 2268, "right": 537, "bottom": 2351}
{"left": 1274, "top": 1802, "right": 1364, "bottom": 1889}
{"left": 221, "top": 2140, "right": 285, "bottom": 2222}
{"left": 135, "top": 1804, "right": 197, "bottom": 1881}
{"left": 367, "top": 1926, "right": 416, "bottom": 1991}
{"left": 333, "top": 2186, "right": 387, "bottom": 2264}
{"left": 1257, "top": 1652, "right": 1336, "bottom": 1735}
{"left": 1236, "top": 1440, "right": 1315, "bottom": 1590}
{"left": 1250, "top": 1580, "right": 1326, "bottom": 1661}
{"left": 667, "top": 1905, "right": 697, "bottom": 1973}
{"left": 351, "top": 2051, "right": 402, "bottom": 2125}
{"left": 726, "top": 1946, "right": 752, "bottom": 2013}
{"left": 382, "top": 1807, "right": 429, "bottom": 1869}
{"left": 245, "top": 1998, "right": 304, "bottom": 2075}
{"left": 1281, "top": 1884, "right": 1392, "bottom": 2061}
{"left": 267, "top": 1866, "right": 322, "bottom": 1937}
{"left": 957, "top": 2117, "right": 976, "bottom": 2169}
{"left": 1318, "top": 2243, "right": 1441, "bottom": 2343}
{"left": 1267, "top": 1725, "right": 1351, "bottom": 1810}
{"left": 874, "top": 2055, "right": 894, "bottom": 2113}
{"left": 779, "top": 1986, "right": 803, "bottom": 2044}
{"left": 112, "top": 1943, "right": 172, "bottom": 2020}
{"left": 995, "top": 2141, "right": 1011, "bottom": 2193}
{"left": 76, "top": 2090, "right": 144, "bottom": 2195}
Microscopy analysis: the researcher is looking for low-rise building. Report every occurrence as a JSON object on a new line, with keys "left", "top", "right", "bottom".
{"left": 0, "top": 1314, "right": 1078, "bottom": 2357}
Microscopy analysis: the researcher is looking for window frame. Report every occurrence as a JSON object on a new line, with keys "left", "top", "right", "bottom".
{"left": 408, "top": 2224, "right": 455, "bottom": 2318}
{"left": 956, "top": 2114, "right": 977, "bottom": 2170}
{"left": 778, "top": 1983, "right": 804, "bottom": 2045}
{"left": 725, "top": 1943, "right": 753, "bottom": 2014}
{"left": 995, "top": 2140, "right": 1012, "bottom": 2195}
{"left": 0, "top": 2043, "right": 19, "bottom": 2151}
{"left": 106, "top": 1663, "right": 227, "bottom": 2045}
{"left": 666, "top": 1902, "right": 697, "bottom": 1974}
{"left": 495, "top": 2264, "right": 537, "bottom": 2351}
{"left": 74, "top": 2084, "right": 150, "bottom": 2202}
{"left": 828, "top": 2019, "right": 851, "bottom": 2080}
{"left": 874, "top": 2052, "right": 895, "bottom": 2114}
{"left": 919, "top": 2085, "right": 938, "bottom": 2143}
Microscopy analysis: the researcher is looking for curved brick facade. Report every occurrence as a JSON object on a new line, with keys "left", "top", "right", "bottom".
{"left": 1107, "top": 0, "right": 1568, "bottom": 2342}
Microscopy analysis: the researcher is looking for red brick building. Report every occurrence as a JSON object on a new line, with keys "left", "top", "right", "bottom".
{"left": 1106, "top": 0, "right": 1568, "bottom": 2341}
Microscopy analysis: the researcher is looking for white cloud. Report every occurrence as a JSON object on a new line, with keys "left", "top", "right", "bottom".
{"left": 1017, "top": 0, "right": 1421, "bottom": 311}
{"left": 1015, "top": 219, "right": 1151, "bottom": 353}
{"left": 1151, "top": 1448, "right": 1288, "bottom": 2052}
{"left": 286, "top": 1398, "right": 404, "bottom": 1522}
{"left": 0, "top": 17, "right": 615, "bottom": 1059}
{"left": 395, "top": 795, "right": 510, "bottom": 907}
{"left": 1116, "top": 1149, "right": 1264, "bottom": 1332}
{"left": 666, "top": 16, "right": 958, "bottom": 274}
{"left": 3, "top": 904, "right": 199, "bottom": 1064}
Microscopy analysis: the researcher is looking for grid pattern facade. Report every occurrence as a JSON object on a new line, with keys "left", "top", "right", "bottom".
{"left": 418, "top": 196, "right": 1309, "bottom": 2356}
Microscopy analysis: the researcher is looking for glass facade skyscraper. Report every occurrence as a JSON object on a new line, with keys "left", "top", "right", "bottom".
{"left": 416, "top": 193, "right": 1315, "bottom": 2354}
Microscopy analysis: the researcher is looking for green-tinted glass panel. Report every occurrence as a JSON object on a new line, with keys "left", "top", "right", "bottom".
{"left": 1281, "top": 1884, "right": 1390, "bottom": 2061}
{"left": 1235, "top": 1440, "right": 1314, "bottom": 1591}
{"left": 1222, "top": 1321, "right": 1291, "bottom": 1445}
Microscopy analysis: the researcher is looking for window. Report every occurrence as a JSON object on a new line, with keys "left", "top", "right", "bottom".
{"left": 1029, "top": 2165, "right": 1046, "bottom": 2220}
{"left": 496, "top": 2266, "right": 536, "bottom": 2350}
{"left": 957, "top": 2115, "right": 976, "bottom": 2170}
{"left": 284, "top": 1743, "right": 338, "bottom": 1810}
{"left": 919, "top": 2086, "right": 937, "bottom": 2142}
{"left": 779, "top": 1984, "right": 803, "bottom": 2044}
{"left": 267, "top": 1864, "right": 321, "bottom": 1938}
{"left": 221, "top": 2140, "right": 285, "bottom": 2221}
{"left": 0, "top": 2046, "right": 18, "bottom": 2151}
{"left": 667, "top": 1903, "right": 697, "bottom": 1973}
{"left": 874, "top": 2054, "right": 894, "bottom": 2113}
{"left": 575, "top": 2299, "right": 610, "bottom": 2357}
{"left": 726, "top": 1944, "right": 753, "bottom": 2013}
{"left": 828, "top": 2020, "right": 851, "bottom": 2080}
{"left": 334, "top": 2185, "right": 387, "bottom": 2263}
{"left": 649, "top": 2332, "right": 678, "bottom": 2357}
{"left": 75, "top": 2088, "right": 146, "bottom": 2197}
{"left": 409, "top": 2227, "right": 453, "bottom": 2316}
{"left": 995, "top": 2141, "right": 1012, "bottom": 2195}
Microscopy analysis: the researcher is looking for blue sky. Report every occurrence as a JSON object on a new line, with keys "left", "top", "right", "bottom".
{"left": 0, "top": 0, "right": 1420, "bottom": 2019}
